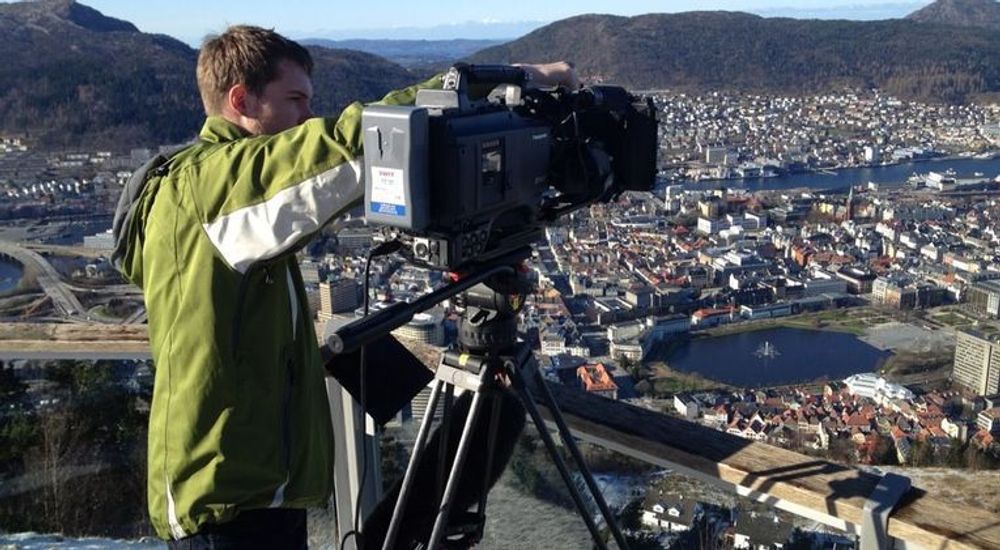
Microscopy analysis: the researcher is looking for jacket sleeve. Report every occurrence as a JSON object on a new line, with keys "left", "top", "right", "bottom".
{"left": 195, "top": 74, "right": 442, "bottom": 274}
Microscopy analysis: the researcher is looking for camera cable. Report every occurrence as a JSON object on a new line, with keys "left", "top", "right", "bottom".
{"left": 340, "top": 239, "right": 402, "bottom": 550}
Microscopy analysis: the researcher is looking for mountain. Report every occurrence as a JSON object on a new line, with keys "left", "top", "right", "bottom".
{"left": 906, "top": 0, "right": 1000, "bottom": 29}
{"left": 0, "top": 0, "right": 417, "bottom": 151}
{"left": 0, "top": 0, "right": 199, "bottom": 150}
{"left": 467, "top": 12, "right": 1000, "bottom": 103}
{"left": 300, "top": 39, "right": 504, "bottom": 68}
{"left": 307, "top": 47, "right": 416, "bottom": 110}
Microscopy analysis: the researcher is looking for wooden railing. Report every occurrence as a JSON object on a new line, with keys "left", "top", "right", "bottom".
{"left": 3, "top": 322, "right": 999, "bottom": 548}
{"left": 0, "top": 322, "right": 149, "bottom": 358}
{"left": 539, "top": 383, "right": 1000, "bottom": 549}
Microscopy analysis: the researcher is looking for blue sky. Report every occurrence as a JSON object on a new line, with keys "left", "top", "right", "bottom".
{"left": 5, "top": 1, "right": 929, "bottom": 43}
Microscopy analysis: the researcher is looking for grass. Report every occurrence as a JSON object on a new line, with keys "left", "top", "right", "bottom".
{"left": 643, "top": 362, "right": 730, "bottom": 394}
{"left": 710, "top": 306, "right": 909, "bottom": 338}
{"left": 932, "top": 312, "right": 971, "bottom": 326}
{"left": 879, "top": 349, "right": 954, "bottom": 376}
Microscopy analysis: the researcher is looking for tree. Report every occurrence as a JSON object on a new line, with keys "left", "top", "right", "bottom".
{"left": 0, "top": 360, "right": 27, "bottom": 400}
{"left": 0, "top": 360, "right": 36, "bottom": 476}
{"left": 871, "top": 435, "right": 899, "bottom": 466}
{"left": 945, "top": 438, "right": 966, "bottom": 468}
{"left": 909, "top": 439, "right": 935, "bottom": 467}
{"left": 619, "top": 498, "right": 644, "bottom": 531}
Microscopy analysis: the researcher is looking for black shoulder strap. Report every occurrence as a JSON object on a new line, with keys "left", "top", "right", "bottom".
{"left": 110, "top": 144, "right": 191, "bottom": 271}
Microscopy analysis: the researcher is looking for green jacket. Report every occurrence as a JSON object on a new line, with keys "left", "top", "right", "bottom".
{"left": 115, "top": 75, "right": 441, "bottom": 540}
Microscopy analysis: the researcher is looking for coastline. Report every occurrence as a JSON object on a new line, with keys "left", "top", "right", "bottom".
{"left": 664, "top": 150, "right": 1000, "bottom": 185}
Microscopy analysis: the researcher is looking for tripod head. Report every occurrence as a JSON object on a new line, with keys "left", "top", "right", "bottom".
{"left": 324, "top": 247, "right": 533, "bottom": 358}
{"left": 455, "top": 267, "right": 533, "bottom": 355}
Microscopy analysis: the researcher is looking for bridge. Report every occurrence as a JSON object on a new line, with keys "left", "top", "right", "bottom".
{"left": 0, "top": 322, "right": 997, "bottom": 548}
{"left": 0, "top": 241, "right": 85, "bottom": 318}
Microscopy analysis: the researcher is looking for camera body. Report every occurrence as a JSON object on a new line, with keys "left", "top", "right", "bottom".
{"left": 362, "top": 64, "right": 657, "bottom": 271}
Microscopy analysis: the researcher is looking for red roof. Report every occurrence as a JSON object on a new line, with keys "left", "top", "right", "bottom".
{"left": 577, "top": 364, "right": 618, "bottom": 393}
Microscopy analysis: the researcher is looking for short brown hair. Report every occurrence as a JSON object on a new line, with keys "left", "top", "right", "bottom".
{"left": 196, "top": 25, "right": 313, "bottom": 115}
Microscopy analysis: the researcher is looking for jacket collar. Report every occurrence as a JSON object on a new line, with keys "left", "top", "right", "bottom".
{"left": 199, "top": 116, "right": 250, "bottom": 144}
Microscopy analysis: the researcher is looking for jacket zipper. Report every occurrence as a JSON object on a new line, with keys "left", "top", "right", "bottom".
{"left": 281, "top": 355, "right": 294, "bottom": 472}
{"left": 281, "top": 265, "right": 299, "bottom": 473}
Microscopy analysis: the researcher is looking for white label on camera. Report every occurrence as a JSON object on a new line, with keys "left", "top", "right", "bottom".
{"left": 370, "top": 166, "right": 406, "bottom": 217}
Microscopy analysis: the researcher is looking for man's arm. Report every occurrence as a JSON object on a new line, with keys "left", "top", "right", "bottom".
{"left": 195, "top": 64, "right": 575, "bottom": 274}
{"left": 195, "top": 75, "right": 443, "bottom": 274}
{"left": 515, "top": 61, "right": 580, "bottom": 89}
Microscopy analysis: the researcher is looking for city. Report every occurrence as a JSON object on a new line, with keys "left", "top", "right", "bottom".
{"left": 2, "top": 83, "right": 1000, "bottom": 546}
{"left": 6, "top": 0, "right": 1000, "bottom": 546}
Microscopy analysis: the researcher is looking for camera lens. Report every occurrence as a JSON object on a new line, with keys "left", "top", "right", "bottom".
{"left": 414, "top": 242, "right": 430, "bottom": 258}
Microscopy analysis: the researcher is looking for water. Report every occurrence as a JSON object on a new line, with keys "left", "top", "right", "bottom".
{"left": 679, "top": 157, "right": 1000, "bottom": 192}
{"left": 666, "top": 327, "right": 891, "bottom": 387}
{"left": 0, "top": 258, "right": 23, "bottom": 292}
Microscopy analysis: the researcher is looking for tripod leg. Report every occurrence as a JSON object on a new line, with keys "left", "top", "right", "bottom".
{"left": 436, "top": 386, "right": 455, "bottom": 505}
{"left": 507, "top": 364, "right": 610, "bottom": 550}
{"left": 383, "top": 379, "right": 444, "bottom": 550}
{"left": 477, "top": 394, "right": 504, "bottom": 517}
{"left": 426, "top": 388, "right": 487, "bottom": 549}
{"left": 528, "top": 367, "right": 631, "bottom": 550}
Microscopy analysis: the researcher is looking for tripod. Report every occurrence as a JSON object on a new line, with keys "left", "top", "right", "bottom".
{"left": 380, "top": 272, "right": 631, "bottom": 550}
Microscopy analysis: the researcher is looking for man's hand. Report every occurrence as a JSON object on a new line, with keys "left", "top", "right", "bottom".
{"left": 514, "top": 61, "right": 580, "bottom": 90}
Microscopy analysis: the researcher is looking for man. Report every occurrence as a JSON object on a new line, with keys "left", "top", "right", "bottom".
{"left": 113, "top": 25, "right": 577, "bottom": 548}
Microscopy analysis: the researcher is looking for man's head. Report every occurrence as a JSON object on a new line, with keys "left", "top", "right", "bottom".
{"left": 197, "top": 25, "right": 315, "bottom": 135}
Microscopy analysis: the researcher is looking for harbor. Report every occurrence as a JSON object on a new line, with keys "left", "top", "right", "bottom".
{"left": 674, "top": 156, "right": 1000, "bottom": 192}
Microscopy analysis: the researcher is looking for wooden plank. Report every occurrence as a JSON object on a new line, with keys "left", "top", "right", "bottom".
{"left": 0, "top": 322, "right": 150, "bottom": 356}
{"left": 537, "top": 382, "right": 1000, "bottom": 550}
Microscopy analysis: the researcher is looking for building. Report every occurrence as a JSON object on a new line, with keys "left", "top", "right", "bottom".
{"left": 801, "top": 276, "right": 848, "bottom": 297}
{"left": 609, "top": 339, "right": 647, "bottom": 362}
{"left": 835, "top": 267, "right": 877, "bottom": 295}
{"left": 953, "top": 329, "right": 1000, "bottom": 396}
{"left": 966, "top": 279, "right": 1000, "bottom": 318}
{"left": 336, "top": 226, "right": 373, "bottom": 250}
{"left": 391, "top": 309, "right": 445, "bottom": 346}
{"left": 318, "top": 279, "right": 360, "bottom": 320}
{"left": 82, "top": 229, "right": 115, "bottom": 250}
{"left": 872, "top": 277, "right": 946, "bottom": 309}
{"left": 977, "top": 408, "right": 1000, "bottom": 435}
{"left": 299, "top": 259, "right": 321, "bottom": 285}
{"left": 540, "top": 329, "right": 568, "bottom": 356}
{"left": 697, "top": 216, "right": 728, "bottom": 235}
{"left": 740, "top": 302, "right": 793, "bottom": 320}
{"left": 641, "top": 494, "right": 698, "bottom": 532}
{"left": 843, "top": 373, "right": 914, "bottom": 402}
{"left": 727, "top": 508, "right": 795, "bottom": 549}
{"left": 864, "top": 145, "right": 881, "bottom": 164}
{"left": 577, "top": 364, "right": 619, "bottom": 399}
{"left": 705, "top": 146, "right": 729, "bottom": 165}
{"left": 926, "top": 171, "right": 957, "bottom": 191}
{"left": 673, "top": 393, "right": 700, "bottom": 420}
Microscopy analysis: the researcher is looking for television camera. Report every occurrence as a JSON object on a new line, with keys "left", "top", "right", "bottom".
{"left": 362, "top": 63, "right": 658, "bottom": 272}
{"left": 326, "top": 64, "right": 656, "bottom": 549}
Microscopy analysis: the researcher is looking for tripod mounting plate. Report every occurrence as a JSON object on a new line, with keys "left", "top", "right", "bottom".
{"left": 436, "top": 363, "right": 485, "bottom": 393}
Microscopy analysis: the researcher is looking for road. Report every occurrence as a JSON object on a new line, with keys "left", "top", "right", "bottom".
{"left": 0, "top": 241, "right": 85, "bottom": 318}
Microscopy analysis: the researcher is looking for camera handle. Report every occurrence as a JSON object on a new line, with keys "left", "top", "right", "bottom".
{"left": 442, "top": 63, "right": 529, "bottom": 95}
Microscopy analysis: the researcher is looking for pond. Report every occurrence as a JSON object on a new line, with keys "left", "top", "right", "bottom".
{"left": 666, "top": 327, "right": 891, "bottom": 387}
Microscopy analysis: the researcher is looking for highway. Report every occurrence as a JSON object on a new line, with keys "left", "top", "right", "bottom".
{"left": 0, "top": 241, "right": 86, "bottom": 318}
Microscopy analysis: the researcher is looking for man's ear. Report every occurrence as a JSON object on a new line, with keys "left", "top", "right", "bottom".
{"left": 227, "top": 84, "right": 257, "bottom": 117}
